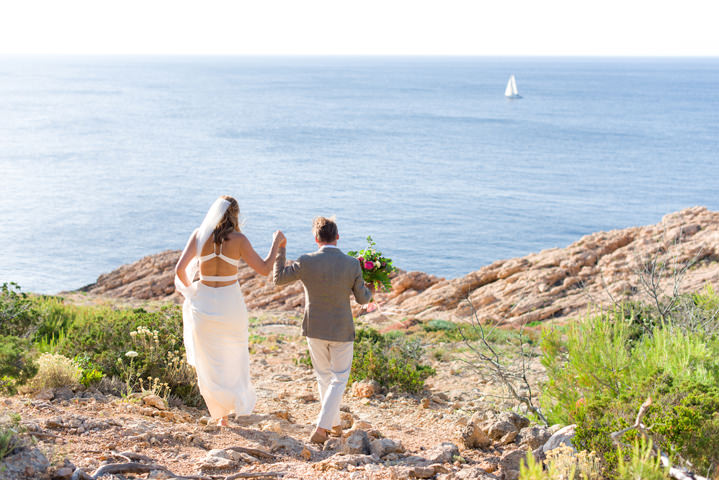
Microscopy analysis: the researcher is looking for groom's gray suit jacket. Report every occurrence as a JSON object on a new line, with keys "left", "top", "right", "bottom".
{"left": 273, "top": 245, "right": 372, "bottom": 342}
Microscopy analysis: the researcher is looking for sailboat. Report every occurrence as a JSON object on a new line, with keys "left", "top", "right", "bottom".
{"left": 505, "top": 74, "right": 522, "bottom": 99}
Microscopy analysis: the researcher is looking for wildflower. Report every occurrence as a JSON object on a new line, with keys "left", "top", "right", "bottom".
{"left": 125, "top": 351, "right": 138, "bottom": 358}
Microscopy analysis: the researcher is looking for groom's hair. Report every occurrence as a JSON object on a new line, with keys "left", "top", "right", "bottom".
{"left": 313, "top": 216, "right": 338, "bottom": 243}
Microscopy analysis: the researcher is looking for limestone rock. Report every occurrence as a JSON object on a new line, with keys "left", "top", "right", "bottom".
{"left": 343, "top": 429, "right": 370, "bottom": 455}
{"left": 517, "top": 426, "right": 552, "bottom": 450}
{"left": 198, "top": 455, "right": 235, "bottom": 471}
{"left": 0, "top": 447, "right": 50, "bottom": 480}
{"left": 461, "top": 422, "right": 491, "bottom": 449}
{"left": 424, "top": 442, "right": 460, "bottom": 464}
{"left": 323, "top": 438, "right": 343, "bottom": 451}
{"left": 80, "top": 207, "right": 719, "bottom": 327}
{"left": 369, "top": 437, "right": 404, "bottom": 458}
{"left": 499, "top": 448, "right": 530, "bottom": 480}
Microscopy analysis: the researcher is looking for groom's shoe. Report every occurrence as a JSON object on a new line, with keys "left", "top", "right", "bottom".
{"left": 330, "top": 425, "right": 343, "bottom": 437}
{"left": 310, "top": 427, "right": 329, "bottom": 444}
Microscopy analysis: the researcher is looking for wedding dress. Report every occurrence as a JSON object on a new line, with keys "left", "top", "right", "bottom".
{"left": 175, "top": 199, "right": 256, "bottom": 419}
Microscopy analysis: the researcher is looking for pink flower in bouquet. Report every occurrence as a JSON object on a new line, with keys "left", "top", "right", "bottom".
{"left": 364, "top": 260, "right": 374, "bottom": 270}
{"left": 358, "top": 257, "right": 364, "bottom": 264}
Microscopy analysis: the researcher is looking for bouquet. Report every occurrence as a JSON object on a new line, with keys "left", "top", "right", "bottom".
{"left": 348, "top": 236, "right": 396, "bottom": 292}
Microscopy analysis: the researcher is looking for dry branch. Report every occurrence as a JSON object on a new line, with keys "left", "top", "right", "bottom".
{"left": 224, "top": 472, "right": 286, "bottom": 480}
{"left": 225, "top": 445, "right": 275, "bottom": 460}
{"left": 460, "top": 295, "right": 548, "bottom": 425}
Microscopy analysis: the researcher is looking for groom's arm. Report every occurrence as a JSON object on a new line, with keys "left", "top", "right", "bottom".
{"left": 273, "top": 247, "right": 301, "bottom": 286}
{"left": 351, "top": 261, "right": 373, "bottom": 305}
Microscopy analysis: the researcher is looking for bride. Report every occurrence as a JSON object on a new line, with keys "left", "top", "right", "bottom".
{"left": 175, "top": 195, "right": 285, "bottom": 426}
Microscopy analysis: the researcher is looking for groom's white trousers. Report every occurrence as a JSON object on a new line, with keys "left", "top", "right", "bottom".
{"left": 306, "top": 337, "right": 353, "bottom": 430}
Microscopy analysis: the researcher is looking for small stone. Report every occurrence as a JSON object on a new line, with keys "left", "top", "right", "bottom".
{"left": 351, "top": 379, "right": 379, "bottom": 398}
{"left": 262, "top": 421, "right": 283, "bottom": 434}
{"left": 271, "top": 410, "right": 292, "bottom": 421}
{"left": 142, "top": 394, "right": 168, "bottom": 410}
{"left": 424, "top": 442, "right": 459, "bottom": 464}
{"left": 421, "top": 397, "right": 431, "bottom": 409}
{"left": 301, "top": 447, "right": 312, "bottom": 460}
{"left": 54, "top": 387, "right": 74, "bottom": 401}
{"left": 198, "top": 456, "right": 235, "bottom": 471}
{"left": 36, "top": 389, "right": 55, "bottom": 401}
{"left": 353, "top": 420, "right": 372, "bottom": 430}
{"left": 462, "top": 422, "right": 491, "bottom": 449}
{"left": 53, "top": 466, "right": 74, "bottom": 479}
{"left": 517, "top": 426, "right": 552, "bottom": 450}
{"left": 369, "top": 437, "right": 404, "bottom": 458}
{"left": 324, "top": 438, "right": 342, "bottom": 451}
{"left": 500, "top": 430, "right": 518, "bottom": 445}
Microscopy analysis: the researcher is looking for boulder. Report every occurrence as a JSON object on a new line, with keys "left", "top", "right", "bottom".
{"left": 542, "top": 424, "right": 576, "bottom": 454}
{"left": 0, "top": 447, "right": 50, "bottom": 480}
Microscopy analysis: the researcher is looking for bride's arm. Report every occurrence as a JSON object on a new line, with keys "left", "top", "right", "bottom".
{"left": 175, "top": 230, "right": 198, "bottom": 287}
{"left": 239, "top": 231, "right": 283, "bottom": 276}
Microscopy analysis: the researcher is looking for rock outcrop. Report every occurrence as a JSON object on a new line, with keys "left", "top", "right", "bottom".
{"left": 80, "top": 207, "right": 719, "bottom": 325}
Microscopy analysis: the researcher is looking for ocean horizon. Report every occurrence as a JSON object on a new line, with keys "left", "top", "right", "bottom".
{"left": 1, "top": 56, "right": 718, "bottom": 294}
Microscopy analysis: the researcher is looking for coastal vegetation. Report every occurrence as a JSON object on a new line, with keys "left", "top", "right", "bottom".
{"left": 3, "top": 274, "right": 719, "bottom": 479}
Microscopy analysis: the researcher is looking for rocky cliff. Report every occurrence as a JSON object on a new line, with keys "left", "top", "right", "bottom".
{"left": 80, "top": 207, "right": 719, "bottom": 325}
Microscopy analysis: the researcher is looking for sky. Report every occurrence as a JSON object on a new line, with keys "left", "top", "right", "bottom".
{"left": 0, "top": 0, "right": 717, "bottom": 56}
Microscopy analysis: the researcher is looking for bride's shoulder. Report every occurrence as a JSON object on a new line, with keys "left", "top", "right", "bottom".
{"left": 229, "top": 231, "right": 249, "bottom": 244}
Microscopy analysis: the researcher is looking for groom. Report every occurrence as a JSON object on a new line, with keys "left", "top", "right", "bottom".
{"left": 273, "top": 217, "right": 373, "bottom": 444}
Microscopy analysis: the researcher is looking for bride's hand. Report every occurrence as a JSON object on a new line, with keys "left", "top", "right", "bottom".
{"left": 273, "top": 230, "right": 287, "bottom": 248}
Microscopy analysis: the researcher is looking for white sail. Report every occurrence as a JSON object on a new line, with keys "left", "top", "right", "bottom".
{"left": 505, "top": 76, "right": 514, "bottom": 97}
{"left": 505, "top": 74, "right": 521, "bottom": 98}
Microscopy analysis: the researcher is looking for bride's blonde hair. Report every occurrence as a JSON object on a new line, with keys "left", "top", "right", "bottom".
{"left": 213, "top": 195, "right": 240, "bottom": 245}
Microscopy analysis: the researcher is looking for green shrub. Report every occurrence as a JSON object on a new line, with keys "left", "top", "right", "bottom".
{"left": 0, "top": 283, "right": 41, "bottom": 338}
{"left": 616, "top": 438, "right": 669, "bottom": 480}
{"left": 0, "top": 335, "right": 37, "bottom": 394}
{"left": 350, "top": 328, "right": 435, "bottom": 393}
{"left": 540, "top": 296, "right": 719, "bottom": 475}
{"left": 423, "top": 319, "right": 457, "bottom": 332}
{"left": 0, "top": 412, "right": 23, "bottom": 461}
{"left": 73, "top": 354, "right": 104, "bottom": 387}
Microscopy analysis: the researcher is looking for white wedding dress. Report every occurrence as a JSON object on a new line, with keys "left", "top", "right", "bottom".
{"left": 177, "top": 242, "right": 257, "bottom": 419}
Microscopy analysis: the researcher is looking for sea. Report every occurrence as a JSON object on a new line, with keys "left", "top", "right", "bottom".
{"left": 1, "top": 56, "right": 718, "bottom": 294}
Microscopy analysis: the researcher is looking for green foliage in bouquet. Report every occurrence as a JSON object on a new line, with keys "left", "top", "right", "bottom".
{"left": 348, "top": 236, "right": 396, "bottom": 292}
